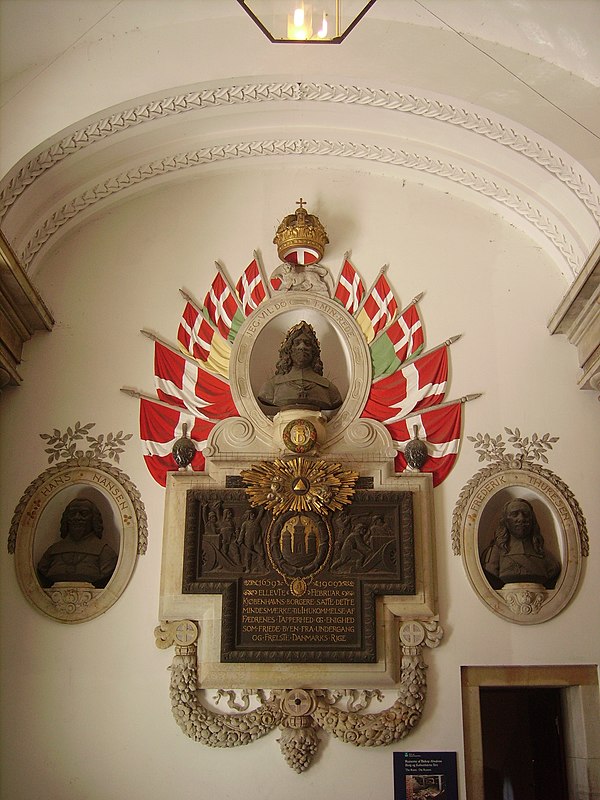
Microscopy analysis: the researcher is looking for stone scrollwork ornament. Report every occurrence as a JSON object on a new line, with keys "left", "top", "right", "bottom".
{"left": 500, "top": 583, "right": 546, "bottom": 615}
{"left": 155, "top": 617, "right": 443, "bottom": 772}
{"left": 452, "top": 428, "right": 588, "bottom": 624}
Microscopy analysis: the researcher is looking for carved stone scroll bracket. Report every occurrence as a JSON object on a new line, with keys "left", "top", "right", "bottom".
{"left": 154, "top": 617, "right": 442, "bottom": 772}
{"left": 204, "top": 417, "right": 271, "bottom": 462}
{"left": 336, "top": 418, "right": 397, "bottom": 460}
{"left": 499, "top": 583, "right": 547, "bottom": 616}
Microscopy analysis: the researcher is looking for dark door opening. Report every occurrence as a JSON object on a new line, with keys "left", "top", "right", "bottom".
{"left": 480, "top": 687, "right": 569, "bottom": 800}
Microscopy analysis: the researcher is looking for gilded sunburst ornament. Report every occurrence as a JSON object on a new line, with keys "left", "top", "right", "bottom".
{"left": 241, "top": 457, "right": 358, "bottom": 517}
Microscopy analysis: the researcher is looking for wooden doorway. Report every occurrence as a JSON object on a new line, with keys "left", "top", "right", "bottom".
{"left": 479, "top": 686, "right": 568, "bottom": 798}
{"left": 461, "top": 665, "right": 599, "bottom": 799}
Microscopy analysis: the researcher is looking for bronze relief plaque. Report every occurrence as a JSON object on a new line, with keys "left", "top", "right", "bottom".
{"left": 182, "top": 488, "right": 415, "bottom": 663}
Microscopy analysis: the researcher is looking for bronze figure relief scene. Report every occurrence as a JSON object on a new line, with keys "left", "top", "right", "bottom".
{"left": 182, "top": 487, "right": 415, "bottom": 663}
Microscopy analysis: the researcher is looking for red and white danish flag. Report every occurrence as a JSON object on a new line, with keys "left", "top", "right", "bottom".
{"left": 334, "top": 257, "right": 365, "bottom": 314}
{"left": 153, "top": 340, "right": 237, "bottom": 420}
{"left": 178, "top": 301, "right": 212, "bottom": 359}
{"left": 203, "top": 270, "right": 244, "bottom": 341}
{"left": 355, "top": 270, "right": 399, "bottom": 342}
{"left": 363, "top": 345, "right": 448, "bottom": 424}
{"left": 369, "top": 301, "right": 424, "bottom": 379}
{"left": 177, "top": 299, "right": 231, "bottom": 379}
{"left": 235, "top": 258, "right": 267, "bottom": 316}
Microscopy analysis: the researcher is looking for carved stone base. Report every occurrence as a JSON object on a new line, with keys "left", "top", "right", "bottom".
{"left": 498, "top": 582, "right": 547, "bottom": 616}
{"left": 44, "top": 584, "right": 102, "bottom": 615}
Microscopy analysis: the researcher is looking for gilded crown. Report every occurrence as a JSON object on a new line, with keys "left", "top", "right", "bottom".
{"left": 273, "top": 199, "right": 329, "bottom": 264}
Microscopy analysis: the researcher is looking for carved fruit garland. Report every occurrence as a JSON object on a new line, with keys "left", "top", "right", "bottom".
{"left": 156, "top": 618, "right": 442, "bottom": 772}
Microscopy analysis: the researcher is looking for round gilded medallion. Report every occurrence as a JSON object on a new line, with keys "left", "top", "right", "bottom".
{"left": 290, "top": 578, "right": 307, "bottom": 597}
{"left": 282, "top": 419, "right": 317, "bottom": 453}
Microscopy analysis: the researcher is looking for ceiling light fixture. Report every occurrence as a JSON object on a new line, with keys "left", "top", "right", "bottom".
{"left": 236, "top": 1, "right": 377, "bottom": 43}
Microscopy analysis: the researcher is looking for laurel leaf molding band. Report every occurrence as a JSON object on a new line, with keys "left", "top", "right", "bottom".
{"left": 3, "top": 82, "right": 597, "bottom": 276}
{"left": 12, "top": 138, "right": 584, "bottom": 275}
{"left": 3, "top": 82, "right": 598, "bottom": 226}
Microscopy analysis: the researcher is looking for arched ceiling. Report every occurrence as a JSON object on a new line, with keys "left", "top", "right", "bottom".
{"left": 1, "top": 0, "right": 599, "bottom": 280}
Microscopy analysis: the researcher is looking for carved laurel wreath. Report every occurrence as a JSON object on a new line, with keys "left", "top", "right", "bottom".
{"left": 7, "top": 422, "right": 147, "bottom": 554}
{"left": 451, "top": 429, "right": 589, "bottom": 556}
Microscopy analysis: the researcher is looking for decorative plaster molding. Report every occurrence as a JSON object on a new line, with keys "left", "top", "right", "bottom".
{"left": 8, "top": 454, "right": 148, "bottom": 622}
{"left": 2, "top": 82, "right": 598, "bottom": 227}
{"left": 155, "top": 617, "right": 443, "bottom": 772}
{"left": 8, "top": 455, "right": 149, "bottom": 555}
{"left": 18, "top": 139, "right": 583, "bottom": 275}
{"left": 44, "top": 586, "right": 98, "bottom": 615}
{"left": 452, "top": 430, "right": 589, "bottom": 558}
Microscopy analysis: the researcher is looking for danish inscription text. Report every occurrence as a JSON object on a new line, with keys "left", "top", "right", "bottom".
{"left": 240, "top": 578, "right": 358, "bottom": 646}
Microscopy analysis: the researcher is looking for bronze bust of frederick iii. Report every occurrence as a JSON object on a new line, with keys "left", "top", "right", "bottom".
{"left": 258, "top": 321, "right": 343, "bottom": 412}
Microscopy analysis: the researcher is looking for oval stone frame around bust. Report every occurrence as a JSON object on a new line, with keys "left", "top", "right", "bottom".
{"left": 9, "top": 460, "right": 147, "bottom": 623}
{"left": 229, "top": 291, "right": 372, "bottom": 447}
{"left": 452, "top": 462, "right": 588, "bottom": 624}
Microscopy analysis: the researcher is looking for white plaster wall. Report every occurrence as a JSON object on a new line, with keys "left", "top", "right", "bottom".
{"left": 1, "top": 166, "right": 598, "bottom": 800}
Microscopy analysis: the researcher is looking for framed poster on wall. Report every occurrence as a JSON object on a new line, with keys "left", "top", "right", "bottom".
{"left": 394, "top": 752, "right": 458, "bottom": 800}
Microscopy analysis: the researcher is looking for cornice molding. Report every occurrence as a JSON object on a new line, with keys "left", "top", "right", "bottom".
{"left": 549, "top": 240, "right": 600, "bottom": 393}
{"left": 17, "top": 138, "right": 583, "bottom": 275}
{"left": 0, "top": 230, "right": 53, "bottom": 388}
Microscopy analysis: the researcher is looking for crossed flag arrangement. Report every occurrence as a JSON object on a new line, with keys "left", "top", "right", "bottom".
{"left": 125, "top": 256, "right": 474, "bottom": 487}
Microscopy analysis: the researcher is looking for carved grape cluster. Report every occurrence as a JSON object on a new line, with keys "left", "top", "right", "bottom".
{"left": 278, "top": 726, "right": 320, "bottom": 773}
